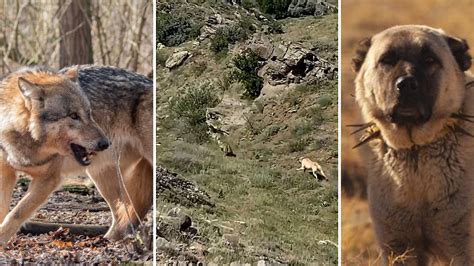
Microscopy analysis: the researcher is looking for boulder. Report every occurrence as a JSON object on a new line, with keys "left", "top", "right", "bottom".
{"left": 206, "top": 95, "right": 248, "bottom": 134}
{"left": 165, "top": 51, "right": 190, "bottom": 69}
{"left": 247, "top": 35, "right": 274, "bottom": 60}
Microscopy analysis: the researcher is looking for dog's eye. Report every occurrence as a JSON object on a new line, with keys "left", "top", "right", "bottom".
{"left": 69, "top": 112, "right": 80, "bottom": 120}
{"left": 380, "top": 55, "right": 398, "bottom": 66}
{"left": 424, "top": 56, "right": 436, "bottom": 65}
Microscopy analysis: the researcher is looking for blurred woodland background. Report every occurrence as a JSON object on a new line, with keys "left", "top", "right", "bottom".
{"left": 0, "top": 0, "right": 152, "bottom": 75}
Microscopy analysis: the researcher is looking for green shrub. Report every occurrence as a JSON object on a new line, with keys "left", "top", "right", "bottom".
{"left": 238, "top": 19, "right": 256, "bottom": 33}
{"left": 250, "top": 170, "right": 281, "bottom": 188}
{"left": 267, "top": 19, "right": 284, "bottom": 33}
{"left": 317, "top": 95, "right": 333, "bottom": 107}
{"left": 262, "top": 125, "right": 280, "bottom": 140}
{"left": 210, "top": 25, "right": 248, "bottom": 54}
{"left": 308, "top": 106, "right": 325, "bottom": 125}
{"left": 293, "top": 120, "right": 312, "bottom": 137}
{"left": 231, "top": 51, "right": 264, "bottom": 98}
{"left": 287, "top": 139, "right": 308, "bottom": 152}
{"left": 241, "top": 0, "right": 256, "bottom": 10}
{"left": 170, "top": 84, "right": 220, "bottom": 143}
{"left": 256, "top": 0, "right": 291, "bottom": 18}
{"left": 210, "top": 31, "right": 229, "bottom": 54}
{"left": 157, "top": 13, "right": 201, "bottom": 46}
{"left": 157, "top": 50, "right": 170, "bottom": 67}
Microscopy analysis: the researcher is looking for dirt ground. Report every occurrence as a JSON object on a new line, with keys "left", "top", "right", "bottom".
{"left": 341, "top": 0, "right": 474, "bottom": 264}
{"left": 0, "top": 178, "right": 152, "bottom": 264}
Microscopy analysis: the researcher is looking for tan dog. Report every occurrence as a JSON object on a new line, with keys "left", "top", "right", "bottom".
{"left": 352, "top": 25, "right": 473, "bottom": 265}
{"left": 0, "top": 65, "right": 152, "bottom": 246}
{"left": 297, "top": 157, "right": 328, "bottom": 181}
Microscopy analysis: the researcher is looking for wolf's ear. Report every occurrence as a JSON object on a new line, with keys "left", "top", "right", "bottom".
{"left": 352, "top": 37, "right": 372, "bottom": 72}
{"left": 62, "top": 68, "right": 78, "bottom": 83}
{"left": 18, "top": 77, "right": 44, "bottom": 103}
{"left": 445, "top": 36, "right": 472, "bottom": 71}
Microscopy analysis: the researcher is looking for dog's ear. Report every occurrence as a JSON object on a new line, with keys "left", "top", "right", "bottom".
{"left": 62, "top": 68, "right": 78, "bottom": 83}
{"left": 445, "top": 36, "right": 472, "bottom": 71}
{"left": 352, "top": 37, "right": 372, "bottom": 72}
{"left": 18, "top": 77, "right": 44, "bottom": 104}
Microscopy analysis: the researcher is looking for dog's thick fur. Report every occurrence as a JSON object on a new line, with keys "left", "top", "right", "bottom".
{"left": 0, "top": 65, "right": 152, "bottom": 245}
{"left": 297, "top": 157, "right": 328, "bottom": 181}
{"left": 353, "top": 25, "right": 474, "bottom": 265}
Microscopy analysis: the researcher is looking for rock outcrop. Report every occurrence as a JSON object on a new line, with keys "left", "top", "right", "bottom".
{"left": 165, "top": 51, "right": 191, "bottom": 69}
{"left": 157, "top": 167, "right": 214, "bottom": 207}
{"left": 287, "top": 0, "right": 338, "bottom": 17}
{"left": 246, "top": 35, "right": 337, "bottom": 86}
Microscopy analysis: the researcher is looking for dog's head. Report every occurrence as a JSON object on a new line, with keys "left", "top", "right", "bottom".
{"left": 16, "top": 68, "right": 110, "bottom": 166}
{"left": 352, "top": 25, "right": 471, "bottom": 149}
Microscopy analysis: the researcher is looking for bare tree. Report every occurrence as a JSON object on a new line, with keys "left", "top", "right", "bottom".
{"left": 0, "top": 0, "right": 152, "bottom": 75}
{"left": 59, "top": 0, "right": 93, "bottom": 67}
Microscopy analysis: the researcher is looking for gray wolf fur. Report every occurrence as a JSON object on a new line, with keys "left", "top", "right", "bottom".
{"left": 352, "top": 25, "right": 473, "bottom": 265}
{"left": 0, "top": 65, "right": 152, "bottom": 245}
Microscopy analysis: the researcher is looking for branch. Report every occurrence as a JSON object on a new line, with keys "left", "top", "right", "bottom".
{"left": 20, "top": 221, "right": 109, "bottom": 237}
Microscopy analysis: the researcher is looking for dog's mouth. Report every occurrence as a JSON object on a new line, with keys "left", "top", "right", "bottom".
{"left": 70, "top": 143, "right": 96, "bottom": 166}
{"left": 387, "top": 105, "right": 432, "bottom": 126}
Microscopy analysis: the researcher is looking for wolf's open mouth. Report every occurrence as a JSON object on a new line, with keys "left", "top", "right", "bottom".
{"left": 70, "top": 143, "right": 96, "bottom": 166}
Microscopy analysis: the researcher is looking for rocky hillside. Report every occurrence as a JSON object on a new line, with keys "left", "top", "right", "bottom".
{"left": 157, "top": 0, "right": 338, "bottom": 264}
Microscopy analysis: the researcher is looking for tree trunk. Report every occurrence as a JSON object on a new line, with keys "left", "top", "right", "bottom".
{"left": 59, "top": 0, "right": 93, "bottom": 68}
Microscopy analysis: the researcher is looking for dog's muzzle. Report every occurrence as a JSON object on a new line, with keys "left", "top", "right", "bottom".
{"left": 387, "top": 76, "right": 432, "bottom": 125}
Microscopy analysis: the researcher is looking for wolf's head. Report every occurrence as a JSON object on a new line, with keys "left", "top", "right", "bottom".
{"left": 352, "top": 25, "right": 471, "bottom": 149}
{"left": 15, "top": 68, "right": 110, "bottom": 166}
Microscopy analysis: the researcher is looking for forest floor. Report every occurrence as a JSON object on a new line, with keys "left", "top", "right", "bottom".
{"left": 0, "top": 179, "right": 152, "bottom": 264}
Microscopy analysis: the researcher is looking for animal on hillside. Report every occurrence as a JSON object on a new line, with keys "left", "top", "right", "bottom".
{"left": 297, "top": 157, "right": 328, "bottom": 181}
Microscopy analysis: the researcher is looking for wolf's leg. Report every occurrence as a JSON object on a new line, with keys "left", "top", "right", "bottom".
{"left": 88, "top": 157, "right": 152, "bottom": 240}
{"left": 0, "top": 174, "right": 61, "bottom": 246}
{"left": 86, "top": 165, "right": 124, "bottom": 240}
{"left": 121, "top": 158, "right": 152, "bottom": 222}
{"left": 0, "top": 164, "right": 16, "bottom": 223}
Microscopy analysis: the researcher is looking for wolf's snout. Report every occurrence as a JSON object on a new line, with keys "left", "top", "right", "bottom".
{"left": 396, "top": 76, "right": 417, "bottom": 94}
{"left": 96, "top": 138, "right": 110, "bottom": 151}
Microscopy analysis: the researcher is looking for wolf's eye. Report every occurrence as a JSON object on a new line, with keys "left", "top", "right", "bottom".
{"left": 69, "top": 112, "right": 80, "bottom": 120}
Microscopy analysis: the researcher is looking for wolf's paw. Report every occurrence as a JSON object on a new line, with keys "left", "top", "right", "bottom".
{"left": 0, "top": 226, "right": 14, "bottom": 247}
{"left": 104, "top": 228, "right": 124, "bottom": 241}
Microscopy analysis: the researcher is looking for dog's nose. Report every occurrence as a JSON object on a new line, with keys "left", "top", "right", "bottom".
{"left": 396, "top": 76, "right": 417, "bottom": 93}
{"left": 96, "top": 138, "right": 110, "bottom": 151}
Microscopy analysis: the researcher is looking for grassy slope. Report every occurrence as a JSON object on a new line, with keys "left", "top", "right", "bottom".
{"left": 158, "top": 9, "right": 338, "bottom": 264}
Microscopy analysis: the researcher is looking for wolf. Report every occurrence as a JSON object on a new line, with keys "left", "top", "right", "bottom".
{"left": 297, "top": 157, "right": 328, "bottom": 181}
{"left": 351, "top": 25, "right": 473, "bottom": 265}
{"left": 0, "top": 65, "right": 152, "bottom": 246}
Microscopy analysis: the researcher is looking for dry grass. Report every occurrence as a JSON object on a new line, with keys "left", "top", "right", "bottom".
{"left": 341, "top": 0, "right": 474, "bottom": 264}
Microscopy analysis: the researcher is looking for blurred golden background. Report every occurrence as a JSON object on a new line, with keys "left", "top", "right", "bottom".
{"left": 341, "top": 0, "right": 474, "bottom": 264}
